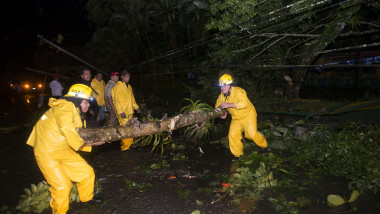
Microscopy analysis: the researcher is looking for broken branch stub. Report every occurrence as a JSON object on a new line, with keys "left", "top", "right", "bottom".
{"left": 77, "top": 108, "right": 227, "bottom": 145}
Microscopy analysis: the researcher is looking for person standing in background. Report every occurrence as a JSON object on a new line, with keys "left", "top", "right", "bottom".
{"left": 49, "top": 74, "right": 64, "bottom": 99}
{"left": 104, "top": 72, "right": 119, "bottom": 126}
{"left": 91, "top": 72, "right": 106, "bottom": 126}
{"left": 78, "top": 68, "right": 99, "bottom": 127}
{"left": 112, "top": 70, "right": 140, "bottom": 151}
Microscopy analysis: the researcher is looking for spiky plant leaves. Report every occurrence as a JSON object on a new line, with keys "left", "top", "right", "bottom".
{"left": 135, "top": 131, "right": 172, "bottom": 158}
{"left": 184, "top": 120, "right": 216, "bottom": 145}
{"left": 180, "top": 98, "right": 213, "bottom": 115}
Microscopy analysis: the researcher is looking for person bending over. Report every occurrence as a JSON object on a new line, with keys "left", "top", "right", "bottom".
{"left": 26, "top": 84, "right": 104, "bottom": 214}
{"left": 215, "top": 72, "right": 268, "bottom": 158}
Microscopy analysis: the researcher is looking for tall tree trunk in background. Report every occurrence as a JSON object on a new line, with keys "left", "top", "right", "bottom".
{"left": 78, "top": 108, "right": 227, "bottom": 144}
{"left": 293, "top": 2, "right": 362, "bottom": 99}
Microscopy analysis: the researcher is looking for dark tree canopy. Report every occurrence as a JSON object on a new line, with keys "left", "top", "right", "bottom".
{"left": 85, "top": 0, "right": 380, "bottom": 97}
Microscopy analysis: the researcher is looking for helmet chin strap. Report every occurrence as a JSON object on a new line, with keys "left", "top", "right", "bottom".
{"left": 77, "top": 104, "right": 87, "bottom": 128}
{"left": 223, "top": 87, "right": 231, "bottom": 97}
{"left": 78, "top": 105, "right": 84, "bottom": 113}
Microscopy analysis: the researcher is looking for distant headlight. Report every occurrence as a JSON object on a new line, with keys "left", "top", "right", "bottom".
{"left": 38, "top": 84, "right": 43, "bottom": 88}
{"left": 24, "top": 84, "right": 30, "bottom": 89}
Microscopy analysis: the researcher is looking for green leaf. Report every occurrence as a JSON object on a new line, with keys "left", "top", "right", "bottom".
{"left": 293, "top": 120, "right": 305, "bottom": 125}
{"left": 327, "top": 194, "right": 346, "bottom": 207}
{"left": 24, "top": 188, "right": 32, "bottom": 196}
{"left": 195, "top": 200, "right": 203, "bottom": 206}
{"left": 56, "top": 34, "right": 64, "bottom": 44}
{"left": 272, "top": 131, "right": 282, "bottom": 137}
{"left": 348, "top": 190, "right": 360, "bottom": 203}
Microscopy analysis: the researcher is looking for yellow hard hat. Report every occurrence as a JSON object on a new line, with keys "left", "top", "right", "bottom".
{"left": 64, "top": 84, "right": 93, "bottom": 100}
{"left": 218, "top": 74, "right": 233, "bottom": 86}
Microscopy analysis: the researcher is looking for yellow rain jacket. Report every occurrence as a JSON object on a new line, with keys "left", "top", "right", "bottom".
{"left": 91, "top": 78, "right": 105, "bottom": 106}
{"left": 111, "top": 81, "right": 139, "bottom": 150}
{"left": 215, "top": 87, "right": 267, "bottom": 157}
{"left": 26, "top": 98, "right": 95, "bottom": 214}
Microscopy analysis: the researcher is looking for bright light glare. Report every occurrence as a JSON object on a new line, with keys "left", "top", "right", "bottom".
{"left": 24, "top": 84, "right": 30, "bottom": 89}
{"left": 38, "top": 84, "right": 42, "bottom": 88}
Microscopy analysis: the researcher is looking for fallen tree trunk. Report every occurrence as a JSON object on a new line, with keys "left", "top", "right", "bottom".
{"left": 78, "top": 108, "right": 227, "bottom": 145}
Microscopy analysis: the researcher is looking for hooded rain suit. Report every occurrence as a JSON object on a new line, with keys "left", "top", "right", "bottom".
{"left": 26, "top": 98, "right": 94, "bottom": 214}
{"left": 111, "top": 81, "right": 139, "bottom": 151}
{"left": 215, "top": 87, "right": 267, "bottom": 157}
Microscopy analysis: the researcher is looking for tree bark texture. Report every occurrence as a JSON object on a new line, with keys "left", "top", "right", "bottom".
{"left": 78, "top": 108, "right": 227, "bottom": 145}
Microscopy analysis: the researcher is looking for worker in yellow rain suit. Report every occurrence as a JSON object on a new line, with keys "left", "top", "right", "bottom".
{"left": 91, "top": 72, "right": 106, "bottom": 125}
{"left": 26, "top": 84, "right": 105, "bottom": 214}
{"left": 111, "top": 69, "right": 140, "bottom": 151}
{"left": 215, "top": 73, "right": 268, "bottom": 158}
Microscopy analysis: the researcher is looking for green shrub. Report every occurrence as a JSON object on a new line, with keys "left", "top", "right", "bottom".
{"left": 286, "top": 122, "right": 380, "bottom": 194}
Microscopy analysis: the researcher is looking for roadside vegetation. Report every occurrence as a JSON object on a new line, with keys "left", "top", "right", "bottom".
{"left": 2, "top": 98, "right": 379, "bottom": 213}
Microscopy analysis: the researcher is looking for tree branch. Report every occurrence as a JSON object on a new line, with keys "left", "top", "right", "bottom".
{"left": 359, "top": 21, "right": 380, "bottom": 29}
{"left": 231, "top": 36, "right": 274, "bottom": 54}
{"left": 249, "top": 36, "right": 287, "bottom": 62}
{"left": 339, "top": 30, "right": 380, "bottom": 37}
{"left": 251, "top": 33, "right": 319, "bottom": 38}
{"left": 78, "top": 108, "right": 227, "bottom": 144}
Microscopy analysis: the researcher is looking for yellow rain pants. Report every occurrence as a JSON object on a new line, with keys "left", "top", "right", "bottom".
{"left": 26, "top": 98, "right": 94, "bottom": 214}
{"left": 111, "top": 81, "right": 139, "bottom": 151}
{"left": 119, "top": 114, "right": 134, "bottom": 151}
{"left": 216, "top": 87, "right": 268, "bottom": 157}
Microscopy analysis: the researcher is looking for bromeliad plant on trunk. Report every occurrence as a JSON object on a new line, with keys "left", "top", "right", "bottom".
{"left": 133, "top": 98, "right": 219, "bottom": 157}
{"left": 134, "top": 131, "right": 173, "bottom": 159}
{"left": 180, "top": 98, "right": 217, "bottom": 146}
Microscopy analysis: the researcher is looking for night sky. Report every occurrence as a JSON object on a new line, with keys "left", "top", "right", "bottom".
{"left": 1, "top": 0, "right": 92, "bottom": 83}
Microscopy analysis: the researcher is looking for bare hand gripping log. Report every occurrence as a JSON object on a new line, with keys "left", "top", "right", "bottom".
{"left": 77, "top": 108, "right": 227, "bottom": 145}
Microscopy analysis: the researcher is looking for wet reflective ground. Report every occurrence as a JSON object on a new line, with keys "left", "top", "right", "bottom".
{"left": 0, "top": 91, "right": 237, "bottom": 213}
{"left": 1, "top": 90, "right": 379, "bottom": 213}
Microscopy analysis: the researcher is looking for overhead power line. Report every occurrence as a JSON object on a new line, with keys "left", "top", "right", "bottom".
{"left": 128, "top": 0, "right": 363, "bottom": 67}
{"left": 37, "top": 35, "right": 106, "bottom": 74}
{"left": 135, "top": 41, "right": 380, "bottom": 76}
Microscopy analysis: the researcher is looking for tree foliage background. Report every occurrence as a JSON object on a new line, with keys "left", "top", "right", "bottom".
{"left": 199, "top": 0, "right": 380, "bottom": 99}
{"left": 86, "top": 0, "right": 211, "bottom": 73}
{"left": 85, "top": 0, "right": 380, "bottom": 99}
